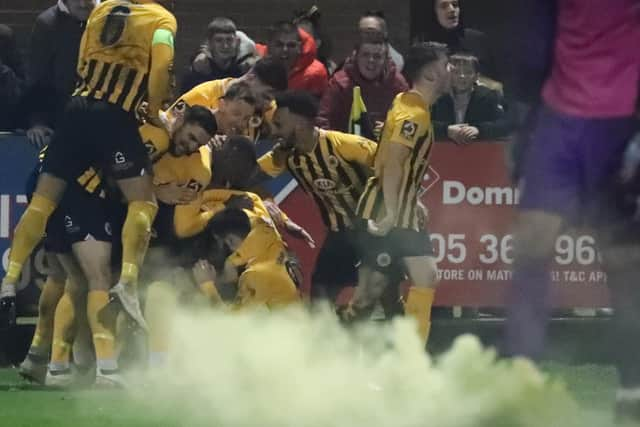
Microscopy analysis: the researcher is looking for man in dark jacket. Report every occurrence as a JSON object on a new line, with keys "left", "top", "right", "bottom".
{"left": 0, "top": 24, "right": 25, "bottom": 130}
{"left": 432, "top": 54, "right": 511, "bottom": 143}
{"left": 21, "top": 0, "right": 95, "bottom": 147}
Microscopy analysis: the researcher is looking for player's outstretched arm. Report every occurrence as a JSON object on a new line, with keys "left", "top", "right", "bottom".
{"left": 147, "top": 28, "right": 175, "bottom": 125}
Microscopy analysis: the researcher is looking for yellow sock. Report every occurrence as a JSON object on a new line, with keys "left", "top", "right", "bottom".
{"left": 120, "top": 201, "right": 158, "bottom": 286}
{"left": 30, "top": 275, "right": 65, "bottom": 354}
{"left": 87, "top": 290, "right": 116, "bottom": 370}
{"left": 50, "top": 291, "right": 77, "bottom": 367}
{"left": 3, "top": 194, "right": 57, "bottom": 284}
{"left": 145, "top": 281, "right": 177, "bottom": 358}
{"left": 404, "top": 287, "right": 435, "bottom": 349}
{"left": 199, "top": 280, "right": 222, "bottom": 305}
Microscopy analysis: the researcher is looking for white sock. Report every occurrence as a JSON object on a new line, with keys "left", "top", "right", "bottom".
{"left": 618, "top": 387, "right": 640, "bottom": 402}
{"left": 148, "top": 352, "right": 168, "bottom": 368}
{"left": 49, "top": 362, "right": 70, "bottom": 373}
{"left": 72, "top": 337, "right": 95, "bottom": 368}
{"left": 97, "top": 359, "right": 118, "bottom": 372}
{"left": 0, "top": 283, "right": 16, "bottom": 298}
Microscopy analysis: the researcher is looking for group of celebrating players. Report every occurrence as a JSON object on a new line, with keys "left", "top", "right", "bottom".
{"left": 0, "top": 0, "right": 451, "bottom": 388}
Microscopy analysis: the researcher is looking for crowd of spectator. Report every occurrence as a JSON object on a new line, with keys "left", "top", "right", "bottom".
{"left": 0, "top": 0, "right": 513, "bottom": 141}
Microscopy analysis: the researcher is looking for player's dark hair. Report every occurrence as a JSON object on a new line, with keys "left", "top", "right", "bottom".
{"left": 251, "top": 57, "right": 288, "bottom": 92}
{"left": 222, "top": 81, "right": 258, "bottom": 106}
{"left": 275, "top": 91, "right": 319, "bottom": 121}
{"left": 268, "top": 20, "right": 301, "bottom": 42}
{"left": 404, "top": 41, "right": 449, "bottom": 84}
{"left": 207, "top": 17, "right": 237, "bottom": 39}
{"left": 220, "top": 136, "right": 258, "bottom": 189}
{"left": 208, "top": 208, "right": 252, "bottom": 240}
{"left": 222, "top": 135, "right": 257, "bottom": 163}
{"left": 184, "top": 105, "right": 218, "bottom": 135}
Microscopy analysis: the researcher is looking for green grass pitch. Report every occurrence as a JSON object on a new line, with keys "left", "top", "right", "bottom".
{"left": 0, "top": 363, "right": 621, "bottom": 427}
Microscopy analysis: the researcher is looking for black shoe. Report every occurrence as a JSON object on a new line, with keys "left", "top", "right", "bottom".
{"left": 0, "top": 296, "right": 16, "bottom": 329}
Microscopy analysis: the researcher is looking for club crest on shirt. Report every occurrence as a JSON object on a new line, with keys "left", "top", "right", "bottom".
{"left": 327, "top": 155, "right": 339, "bottom": 168}
{"left": 144, "top": 141, "right": 156, "bottom": 156}
{"left": 314, "top": 178, "right": 337, "bottom": 192}
{"left": 401, "top": 120, "right": 418, "bottom": 140}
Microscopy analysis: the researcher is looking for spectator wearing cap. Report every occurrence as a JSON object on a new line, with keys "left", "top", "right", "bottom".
{"left": 20, "top": 0, "right": 96, "bottom": 148}
{"left": 432, "top": 54, "right": 512, "bottom": 144}
{"left": 181, "top": 17, "right": 260, "bottom": 93}
{"left": 412, "top": 0, "right": 500, "bottom": 85}
{"left": 317, "top": 35, "right": 408, "bottom": 135}
{"left": 358, "top": 11, "right": 404, "bottom": 72}
{"left": 256, "top": 21, "right": 328, "bottom": 98}
{"left": 0, "top": 24, "right": 25, "bottom": 130}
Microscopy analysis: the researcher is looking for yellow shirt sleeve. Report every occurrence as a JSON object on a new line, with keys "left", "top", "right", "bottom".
{"left": 387, "top": 100, "right": 431, "bottom": 150}
{"left": 333, "top": 133, "right": 377, "bottom": 167}
{"left": 173, "top": 198, "right": 225, "bottom": 238}
{"left": 258, "top": 151, "right": 286, "bottom": 177}
{"left": 139, "top": 123, "right": 170, "bottom": 161}
{"left": 157, "top": 10, "right": 177, "bottom": 35}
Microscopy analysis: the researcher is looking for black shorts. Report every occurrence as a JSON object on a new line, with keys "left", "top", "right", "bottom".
{"left": 358, "top": 227, "right": 434, "bottom": 274}
{"left": 42, "top": 97, "right": 149, "bottom": 183}
{"left": 150, "top": 202, "right": 178, "bottom": 248}
{"left": 44, "top": 184, "right": 117, "bottom": 254}
{"left": 311, "top": 230, "right": 360, "bottom": 295}
{"left": 147, "top": 203, "right": 208, "bottom": 269}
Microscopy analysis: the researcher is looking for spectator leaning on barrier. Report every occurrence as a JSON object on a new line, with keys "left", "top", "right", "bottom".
{"left": 181, "top": 17, "right": 259, "bottom": 93}
{"left": 19, "top": 0, "right": 96, "bottom": 148}
{"left": 358, "top": 11, "right": 404, "bottom": 72}
{"left": 0, "top": 24, "right": 25, "bottom": 131}
{"left": 412, "top": 0, "right": 500, "bottom": 85}
{"left": 257, "top": 21, "right": 328, "bottom": 98}
{"left": 317, "top": 34, "right": 408, "bottom": 135}
{"left": 432, "top": 54, "right": 511, "bottom": 143}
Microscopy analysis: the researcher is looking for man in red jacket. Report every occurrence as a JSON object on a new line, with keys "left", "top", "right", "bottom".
{"left": 256, "top": 21, "right": 328, "bottom": 98}
{"left": 316, "top": 35, "right": 408, "bottom": 137}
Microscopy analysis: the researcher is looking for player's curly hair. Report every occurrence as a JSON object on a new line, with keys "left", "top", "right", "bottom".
{"left": 275, "top": 91, "right": 319, "bottom": 121}
{"left": 183, "top": 105, "right": 218, "bottom": 135}
{"left": 251, "top": 57, "right": 288, "bottom": 92}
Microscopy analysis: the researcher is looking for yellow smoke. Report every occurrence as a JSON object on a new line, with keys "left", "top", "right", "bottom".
{"left": 132, "top": 304, "right": 598, "bottom": 427}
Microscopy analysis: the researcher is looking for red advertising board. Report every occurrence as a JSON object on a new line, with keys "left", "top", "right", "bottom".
{"left": 280, "top": 141, "right": 610, "bottom": 308}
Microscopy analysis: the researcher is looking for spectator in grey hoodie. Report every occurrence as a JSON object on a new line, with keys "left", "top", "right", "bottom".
{"left": 183, "top": 18, "right": 259, "bottom": 93}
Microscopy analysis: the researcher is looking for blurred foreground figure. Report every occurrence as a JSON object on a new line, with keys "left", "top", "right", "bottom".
{"left": 505, "top": 0, "right": 640, "bottom": 420}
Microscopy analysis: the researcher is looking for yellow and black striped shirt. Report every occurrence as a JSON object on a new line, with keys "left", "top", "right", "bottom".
{"left": 357, "top": 91, "right": 434, "bottom": 231}
{"left": 74, "top": 1, "right": 177, "bottom": 113}
{"left": 259, "top": 129, "right": 376, "bottom": 232}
